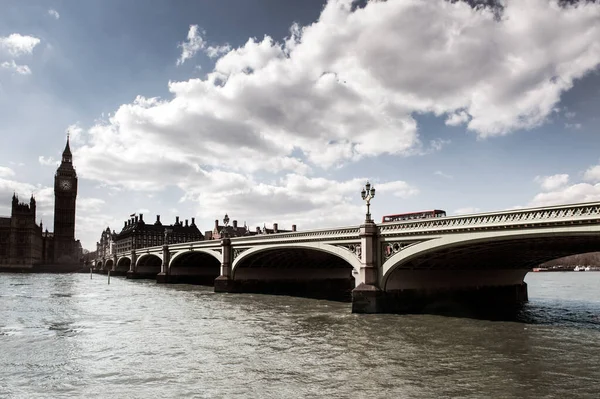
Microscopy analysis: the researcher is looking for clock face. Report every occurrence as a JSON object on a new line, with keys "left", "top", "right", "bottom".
{"left": 60, "top": 179, "right": 72, "bottom": 191}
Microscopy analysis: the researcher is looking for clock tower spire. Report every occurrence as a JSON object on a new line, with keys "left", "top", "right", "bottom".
{"left": 53, "top": 134, "right": 78, "bottom": 262}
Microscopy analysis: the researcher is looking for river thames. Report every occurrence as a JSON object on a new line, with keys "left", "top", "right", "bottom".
{"left": 1, "top": 272, "right": 599, "bottom": 398}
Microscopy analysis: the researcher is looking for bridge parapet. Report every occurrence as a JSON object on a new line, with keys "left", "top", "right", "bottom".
{"left": 380, "top": 201, "right": 600, "bottom": 237}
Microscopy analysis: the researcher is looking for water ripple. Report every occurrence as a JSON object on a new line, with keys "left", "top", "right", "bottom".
{"left": 0, "top": 273, "right": 599, "bottom": 398}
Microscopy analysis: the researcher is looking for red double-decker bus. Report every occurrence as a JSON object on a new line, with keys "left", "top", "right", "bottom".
{"left": 381, "top": 209, "right": 446, "bottom": 223}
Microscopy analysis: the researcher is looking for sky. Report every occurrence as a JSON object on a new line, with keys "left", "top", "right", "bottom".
{"left": 1, "top": 0, "right": 600, "bottom": 251}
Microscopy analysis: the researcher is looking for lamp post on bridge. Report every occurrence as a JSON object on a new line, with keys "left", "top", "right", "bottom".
{"left": 221, "top": 213, "right": 230, "bottom": 238}
{"left": 361, "top": 181, "right": 376, "bottom": 223}
{"left": 157, "top": 226, "right": 174, "bottom": 284}
{"left": 215, "top": 213, "right": 234, "bottom": 293}
{"left": 164, "top": 226, "right": 173, "bottom": 245}
{"left": 352, "top": 180, "right": 381, "bottom": 313}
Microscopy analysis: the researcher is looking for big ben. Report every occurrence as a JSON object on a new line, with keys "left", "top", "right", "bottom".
{"left": 53, "top": 136, "right": 78, "bottom": 262}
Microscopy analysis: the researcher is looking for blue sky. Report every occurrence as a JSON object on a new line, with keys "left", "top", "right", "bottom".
{"left": 1, "top": 0, "right": 600, "bottom": 250}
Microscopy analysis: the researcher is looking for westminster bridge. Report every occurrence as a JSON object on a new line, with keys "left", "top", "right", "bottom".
{"left": 94, "top": 201, "right": 600, "bottom": 314}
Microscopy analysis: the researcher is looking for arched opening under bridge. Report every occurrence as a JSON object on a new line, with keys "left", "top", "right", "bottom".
{"left": 232, "top": 247, "right": 356, "bottom": 301}
{"left": 168, "top": 251, "right": 220, "bottom": 285}
{"left": 103, "top": 259, "right": 113, "bottom": 272}
{"left": 115, "top": 257, "right": 131, "bottom": 275}
{"left": 134, "top": 254, "right": 161, "bottom": 279}
{"left": 381, "top": 233, "right": 600, "bottom": 318}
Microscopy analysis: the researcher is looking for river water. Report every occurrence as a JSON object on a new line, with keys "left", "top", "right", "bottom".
{"left": 1, "top": 272, "right": 599, "bottom": 398}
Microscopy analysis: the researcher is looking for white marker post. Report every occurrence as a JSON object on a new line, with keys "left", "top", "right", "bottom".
{"left": 108, "top": 269, "right": 111, "bottom": 285}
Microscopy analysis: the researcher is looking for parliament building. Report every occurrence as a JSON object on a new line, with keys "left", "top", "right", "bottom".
{"left": 0, "top": 137, "right": 81, "bottom": 269}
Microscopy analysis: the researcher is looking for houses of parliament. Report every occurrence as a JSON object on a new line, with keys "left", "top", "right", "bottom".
{"left": 0, "top": 137, "right": 81, "bottom": 269}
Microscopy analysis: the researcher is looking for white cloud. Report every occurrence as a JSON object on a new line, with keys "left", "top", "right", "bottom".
{"left": 206, "top": 44, "right": 232, "bottom": 59}
{"left": 177, "top": 25, "right": 205, "bottom": 65}
{"left": 445, "top": 110, "right": 470, "bottom": 126}
{"left": 179, "top": 173, "right": 418, "bottom": 230}
{"left": 0, "top": 33, "right": 40, "bottom": 75}
{"left": 583, "top": 164, "right": 600, "bottom": 183}
{"left": 529, "top": 163, "right": 600, "bottom": 207}
{"left": 0, "top": 34, "right": 40, "bottom": 56}
{"left": 529, "top": 183, "right": 600, "bottom": 207}
{"left": 66, "top": 123, "right": 84, "bottom": 144}
{"left": 434, "top": 171, "right": 453, "bottom": 179}
{"left": 535, "top": 174, "right": 569, "bottom": 191}
{"left": 75, "top": 0, "right": 600, "bottom": 189}
{"left": 565, "top": 111, "right": 576, "bottom": 119}
{"left": 454, "top": 207, "right": 480, "bottom": 215}
{"left": 48, "top": 9, "right": 60, "bottom": 19}
{"left": 565, "top": 122, "right": 582, "bottom": 129}
{"left": 53, "top": 0, "right": 600, "bottom": 244}
{"left": 1, "top": 60, "right": 32, "bottom": 75}
{"left": 38, "top": 156, "right": 58, "bottom": 166}
{"left": 0, "top": 167, "right": 15, "bottom": 178}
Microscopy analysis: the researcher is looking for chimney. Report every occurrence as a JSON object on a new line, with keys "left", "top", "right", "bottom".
{"left": 156, "top": 215, "right": 161, "bottom": 223}
{"left": 273, "top": 223, "right": 278, "bottom": 233}
{"left": 233, "top": 220, "right": 238, "bottom": 229}
{"left": 256, "top": 226, "right": 261, "bottom": 233}
{"left": 191, "top": 217, "right": 195, "bottom": 226}
{"left": 185, "top": 219, "right": 189, "bottom": 227}
{"left": 124, "top": 221, "right": 127, "bottom": 228}
{"left": 139, "top": 214, "right": 143, "bottom": 221}
{"left": 135, "top": 216, "right": 139, "bottom": 223}
{"left": 292, "top": 224, "right": 296, "bottom": 232}
{"left": 215, "top": 220, "right": 219, "bottom": 230}
{"left": 176, "top": 216, "right": 180, "bottom": 225}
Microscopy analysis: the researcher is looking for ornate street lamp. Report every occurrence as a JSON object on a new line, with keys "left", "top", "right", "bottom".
{"left": 360, "top": 181, "right": 376, "bottom": 223}
{"left": 221, "top": 213, "right": 230, "bottom": 238}
{"left": 164, "top": 226, "right": 173, "bottom": 245}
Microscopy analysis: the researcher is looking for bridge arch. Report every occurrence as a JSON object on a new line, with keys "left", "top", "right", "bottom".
{"left": 231, "top": 243, "right": 360, "bottom": 300}
{"left": 103, "top": 259, "right": 113, "bottom": 271}
{"left": 168, "top": 249, "right": 221, "bottom": 285}
{"left": 116, "top": 256, "right": 131, "bottom": 273}
{"left": 135, "top": 254, "right": 162, "bottom": 278}
{"left": 381, "top": 226, "right": 600, "bottom": 291}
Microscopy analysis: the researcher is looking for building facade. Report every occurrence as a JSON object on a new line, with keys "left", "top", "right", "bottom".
{"left": 0, "top": 137, "right": 80, "bottom": 269}
{"left": 0, "top": 195, "right": 43, "bottom": 267}
{"left": 208, "top": 217, "right": 297, "bottom": 240}
{"left": 109, "top": 214, "right": 203, "bottom": 255}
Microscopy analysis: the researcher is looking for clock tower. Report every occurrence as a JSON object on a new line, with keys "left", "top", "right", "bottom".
{"left": 53, "top": 136, "right": 78, "bottom": 262}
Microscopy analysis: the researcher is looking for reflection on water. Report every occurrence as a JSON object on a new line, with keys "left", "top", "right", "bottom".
{"left": 0, "top": 272, "right": 599, "bottom": 398}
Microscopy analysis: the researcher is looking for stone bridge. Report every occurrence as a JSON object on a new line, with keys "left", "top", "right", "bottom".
{"left": 94, "top": 202, "right": 600, "bottom": 314}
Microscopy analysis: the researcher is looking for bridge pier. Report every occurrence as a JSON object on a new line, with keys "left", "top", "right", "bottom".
{"left": 157, "top": 244, "right": 170, "bottom": 284}
{"left": 380, "top": 283, "right": 528, "bottom": 316}
{"left": 382, "top": 269, "right": 529, "bottom": 317}
{"left": 352, "top": 222, "right": 382, "bottom": 313}
{"left": 214, "top": 237, "right": 235, "bottom": 292}
{"left": 126, "top": 249, "right": 138, "bottom": 279}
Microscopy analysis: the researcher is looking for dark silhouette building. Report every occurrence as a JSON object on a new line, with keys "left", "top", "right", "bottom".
{"left": 0, "top": 136, "right": 80, "bottom": 269}
{"left": 208, "top": 219, "right": 297, "bottom": 239}
{"left": 112, "top": 214, "right": 203, "bottom": 254}
{"left": 0, "top": 195, "right": 43, "bottom": 267}
{"left": 52, "top": 137, "right": 79, "bottom": 263}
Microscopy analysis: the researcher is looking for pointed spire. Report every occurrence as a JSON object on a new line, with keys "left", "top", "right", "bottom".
{"left": 62, "top": 134, "right": 72, "bottom": 159}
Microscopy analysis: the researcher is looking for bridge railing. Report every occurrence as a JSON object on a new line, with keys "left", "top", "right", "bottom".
{"left": 379, "top": 201, "right": 600, "bottom": 235}
{"left": 106, "top": 201, "right": 600, "bottom": 258}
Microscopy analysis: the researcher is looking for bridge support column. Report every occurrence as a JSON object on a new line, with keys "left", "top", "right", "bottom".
{"left": 383, "top": 270, "right": 529, "bottom": 316}
{"left": 157, "top": 244, "right": 170, "bottom": 284}
{"left": 214, "top": 237, "right": 235, "bottom": 292}
{"left": 352, "top": 222, "right": 382, "bottom": 313}
{"left": 126, "top": 249, "right": 137, "bottom": 279}
{"left": 111, "top": 254, "right": 117, "bottom": 272}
